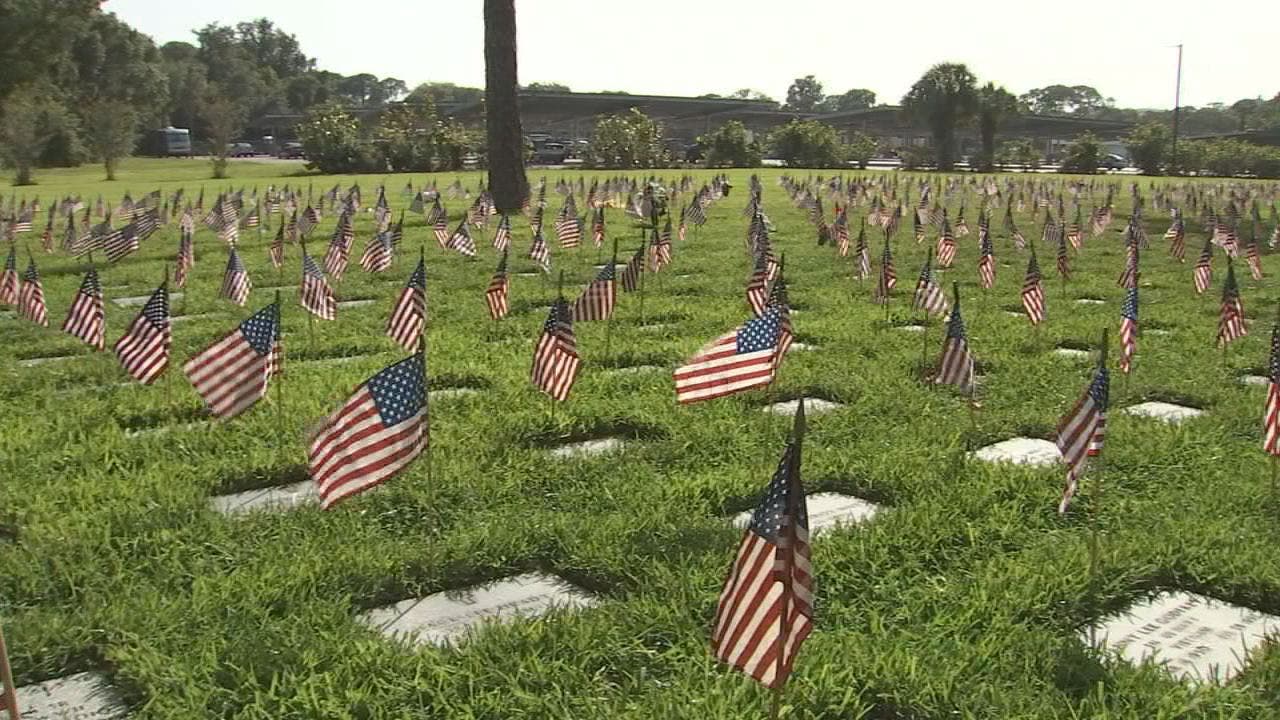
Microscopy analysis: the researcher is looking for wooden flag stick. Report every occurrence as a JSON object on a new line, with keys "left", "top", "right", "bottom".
{"left": 920, "top": 248, "right": 934, "bottom": 379}
{"left": 1087, "top": 327, "right": 1110, "bottom": 646}
{"left": 273, "top": 290, "right": 284, "bottom": 420}
{"left": 0, "top": 622, "right": 18, "bottom": 720}
{"left": 605, "top": 238, "right": 617, "bottom": 362}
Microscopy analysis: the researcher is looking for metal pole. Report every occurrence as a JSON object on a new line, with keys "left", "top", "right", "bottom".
{"left": 1172, "top": 44, "right": 1183, "bottom": 172}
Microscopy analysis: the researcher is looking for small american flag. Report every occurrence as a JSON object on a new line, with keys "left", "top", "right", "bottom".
{"left": 183, "top": 302, "right": 281, "bottom": 419}
{"left": 936, "top": 219, "right": 956, "bottom": 268}
{"left": 977, "top": 217, "right": 995, "bottom": 289}
{"left": 269, "top": 224, "right": 285, "bottom": 269}
{"left": 1056, "top": 358, "right": 1109, "bottom": 514}
{"left": 359, "top": 230, "right": 394, "bottom": 273}
{"left": 1263, "top": 312, "right": 1280, "bottom": 456}
{"left": 1021, "top": 247, "right": 1045, "bottom": 325}
{"left": 746, "top": 252, "right": 770, "bottom": 315}
{"left": 529, "top": 228, "right": 551, "bottom": 273}
{"left": 387, "top": 257, "right": 426, "bottom": 351}
{"left": 297, "top": 205, "right": 317, "bottom": 237}
{"left": 485, "top": 251, "right": 509, "bottom": 320}
{"left": 1118, "top": 287, "right": 1138, "bottom": 375}
{"left": 854, "top": 221, "right": 870, "bottom": 280}
{"left": 1245, "top": 231, "right": 1264, "bottom": 281}
{"left": 324, "top": 212, "right": 354, "bottom": 280}
{"left": 1193, "top": 237, "right": 1214, "bottom": 294}
{"left": 591, "top": 207, "right": 605, "bottom": 248}
{"left": 873, "top": 235, "right": 895, "bottom": 305}
{"left": 531, "top": 298, "right": 581, "bottom": 402}
{"left": 913, "top": 213, "right": 925, "bottom": 243}
{"left": 62, "top": 266, "right": 104, "bottom": 350}
{"left": 650, "top": 226, "right": 672, "bottom": 271}
{"left": 493, "top": 214, "right": 512, "bottom": 252}
{"left": 1117, "top": 240, "right": 1139, "bottom": 289}
{"left": 619, "top": 246, "right": 643, "bottom": 292}
{"left": 0, "top": 245, "right": 17, "bottom": 305}
{"left": 219, "top": 248, "right": 252, "bottom": 306}
{"left": 1218, "top": 261, "right": 1247, "bottom": 347}
{"left": 114, "top": 283, "right": 169, "bottom": 384}
{"left": 912, "top": 250, "right": 949, "bottom": 318}
{"left": 1166, "top": 215, "right": 1185, "bottom": 262}
{"left": 301, "top": 250, "right": 337, "bottom": 320}
{"left": 711, "top": 407, "right": 812, "bottom": 690}
{"left": 554, "top": 214, "right": 582, "bottom": 249}
{"left": 572, "top": 263, "right": 616, "bottom": 322}
{"left": 767, "top": 275, "right": 794, "bottom": 364}
{"left": 686, "top": 198, "right": 707, "bottom": 227}
{"left": 674, "top": 307, "right": 781, "bottom": 404}
{"left": 310, "top": 352, "right": 427, "bottom": 510}
{"left": 447, "top": 220, "right": 477, "bottom": 257}
{"left": 17, "top": 259, "right": 48, "bottom": 327}
{"left": 1055, "top": 224, "right": 1070, "bottom": 280}
{"left": 934, "top": 290, "right": 973, "bottom": 391}
{"left": 833, "top": 208, "right": 849, "bottom": 257}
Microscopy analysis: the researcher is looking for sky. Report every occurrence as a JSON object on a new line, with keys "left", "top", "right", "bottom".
{"left": 106, "top": 0, "right": 1278, "bottom": 110}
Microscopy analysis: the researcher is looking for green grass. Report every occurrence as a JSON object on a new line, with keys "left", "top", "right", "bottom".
{"left": 2, "top": 159, "right": 1280, "bottom": 718}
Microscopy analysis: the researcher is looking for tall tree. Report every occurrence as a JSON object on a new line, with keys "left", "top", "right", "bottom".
{"left": 975, "top": 82, "right": 1018, "bottom": 172}
{"left": 901, "top": 63, "right": 978, "bottom": 171}
{"left": 0, "top": 0, "right": 99, "bottom": 100}
{"left": 200, "top": 83, "right": 245, "bottom": 179}
{"left": 816, "top": 88, "right": 876, "bottom": 113}
{"left": 0, "top": 86, "right": 61, "bottom": 184}
{"left": 1018, "top": 85, "right": 1111, "bottom": 116}
{"left": 81, "top": 99, "right": 138, "bottom": 180}
{"left": 784, "top": 75, "right": 824, "bottom": 112}
{"left": 483, "top": 0, "right": 527, "bottom": 211}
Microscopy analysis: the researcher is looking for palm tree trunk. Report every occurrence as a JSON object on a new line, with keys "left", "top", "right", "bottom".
{"left": 484, "top": 0, "right": 528, "bottom": 212}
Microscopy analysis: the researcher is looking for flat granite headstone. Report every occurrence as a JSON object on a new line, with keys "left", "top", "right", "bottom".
{"left": 1123, "top": 401, "right": 1205, "bottom": 424}
{"left": 790, "top": 343, "right": 817, "bottom": 352}
{"left": 733, "top": 492, "right": 881, "bottom": 534}
{"left": 1086, "top": 591, "right": 1280, "bottom": 684}
{"left": 971, "top": 437, "right": 1060, "bottom": 467}
{"left": 604, "top": 365, "right": 664, "bottom": 376}
{"left": 113, "top": 292, "right": 183, "bottom": 307}
{"left": 430, "top": 388, "right": 479, "bottom": 400}
{"left": 1147, "top": 329, "right": 1171, "bottom": 336}
{"left": 1240, "top": 375, "right": 1270, "bottom": 387}
{"left": 211, "top": 480, "right": 318, "bottom": 516}
{"left": 1005, "top": 311, "right": 1024, "bottom": 318}
{"left": 14, "top": 671, "right": 128, "bottom": 720}
{"left": 297, "top": 354, "right": 374, "bottom": 366}
{"left": 550, "top": 438, "right": 626, "bottom": 458}
{"left": 514, "top": 272, "right": 540, "bottom": 278}
{"left": 125, "top": 421, "right": 208, "bottom": 439}
{"left": 1075, "top": 298, "right": 1106, "bottom": 305}
{"left": 17, "top": 355, "right": 80, "bottom": 368}
{"left": 1053, "top": 348, "right": 1091, "bottom": 360}
{"left": 358, "top": 573, "right": 596, "bottom": 646}
{"left": 171, "top": 313, "right": 219, "bottom": 324}
{"left": 337, "top": 299, "right": 376, "bottom": 308}
{"left": 896, "top": 324, "right": 925, "bottom": 333}
{"left": 762, "top": 398, "right": 844, "bottom": 416}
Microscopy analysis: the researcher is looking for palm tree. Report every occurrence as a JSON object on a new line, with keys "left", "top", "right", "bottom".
{"left": 901, "top": 63, "right": 978, "bottom": 171}
{"left": 484, "top": 0, "right": 528, "bottom": 212}
{"left": 975, "top": 83, "right": 1019, "bottom": 172}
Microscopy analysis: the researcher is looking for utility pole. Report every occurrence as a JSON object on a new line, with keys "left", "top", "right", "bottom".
{"left": 1171, "top": 43, "right": 1183, "bottom": 172}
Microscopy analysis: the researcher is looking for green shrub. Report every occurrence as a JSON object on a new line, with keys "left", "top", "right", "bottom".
{"left": 589, "top": 108, "right": 669, "bottom": 169}
{"left": 1059, "top": 132, "right": 1100, "bottom": 174}
{"left": 699, "top": 121, "right": 761, "bottom": 168}
{"left": 1126, "top": 122, "right": 1170, "bottom": 175}
{"left": 769, "top": 119, "right": 844, "bottom": 168}
{"left": 297, "top": 103, "right": 380, "bottom": 174}
{"left": 845, "top": 132, "right": 878, "bottom": 169}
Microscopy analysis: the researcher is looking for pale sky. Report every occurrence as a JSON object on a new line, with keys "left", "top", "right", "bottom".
{"left": 106, "top": 0, "right": 1278, "bottom": 110}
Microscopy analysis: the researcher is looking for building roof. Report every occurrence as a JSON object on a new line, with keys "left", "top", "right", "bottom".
{"left": 444, "top": 91, "right": 779, "bottom": 121}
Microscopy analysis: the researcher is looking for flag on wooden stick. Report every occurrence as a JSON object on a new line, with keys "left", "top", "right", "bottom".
{"left": 62, "top": 266, "right": 104, "bottom": 350}
{"left": 387, "top": 254, "right": 426, "bottom": 351}
{"left": 674, "top": 307, "right": 781, "bottom": 404}
{"left": 183, "top": 301, "right": 281, "bottom": 420}
{"left": 531, "top": 297, "right": 581, "bottom": 402}
{"left": 1056, "top": 333, "right": 1109, "bottom": 514}
{"left": 17, "top": 258, "right": 47, "bottom": 327}
{"left": 1217, "top": 260, "right": 1247, "bottom": 347}
{"left": 114, "top": 281, "right": 170, "bottom": 384}
{"left": 934, "top": 285, "right": 973, "bottom": 391}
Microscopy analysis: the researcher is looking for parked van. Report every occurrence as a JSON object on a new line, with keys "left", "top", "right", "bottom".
{"left": 142, "top": 127, "right": 193, "bottom": 157}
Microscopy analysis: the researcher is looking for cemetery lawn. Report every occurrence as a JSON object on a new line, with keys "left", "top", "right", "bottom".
{"left": 1, "top": 158, "right": 1278, "bottom": 719}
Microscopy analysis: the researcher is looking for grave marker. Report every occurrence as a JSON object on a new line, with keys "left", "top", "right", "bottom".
{"left": 12, "top": 671, "right": 128, "bottom": 720}
{"left": 732, "top": 492, "right": 881, "bottom": 535}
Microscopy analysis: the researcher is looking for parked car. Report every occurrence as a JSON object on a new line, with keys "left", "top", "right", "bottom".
{"left": 277, "top": 142, "right": 306, "bottom": 159}
{"left": 1099, "top": 154, "right": 1127, "bottom": 170}
{"left": 226, "top": 142, "right": 256, "bottom": 158}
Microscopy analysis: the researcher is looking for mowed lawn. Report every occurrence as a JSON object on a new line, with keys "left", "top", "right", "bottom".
{"left": 1, "top": 159, "right": 1279, "bottom": 719}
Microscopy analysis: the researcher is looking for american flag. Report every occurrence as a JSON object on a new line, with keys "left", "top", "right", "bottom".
{"left": 183, "top": 302, "right": 281, "bottom": 419}
{"left": 591, "top": 207, "right": 605, "bottom": 248}
{"left": 485, "top": 251, "right": 509, "bottom": 320}
{"left": 1021, "top": 248, "right": 1045, "bottom": 325}
{"left": 934, "top": 290, "right": 973, "bottom": 391}
{"left": 1117, "top": 240, "right": 1139, "bottom": 289}
{"left": 387, "top": 257, "right": 426, "bottom": 351}
{"left": 1118, "top": 287, "right": 1138, "bottom": 375}
{"left": 324, "top": 212, "right": 354, "bottom": 280}
{"left": 114, "top": 283, "right": 169, "bottom": 384}
{"left": 873, "top": 235, "right": 895, "bottom": 305}
{"left": 746, "top": 252, "right": 770, "bottom": 315}
{"left": 359, "top": 230, "right": 394, "bottom": 273}
{"left": 912, "top": 250, "right": 949, "bottom": 318}
{"left": 1056, "top": 359, "right": 1109, "bottom": 514}
{"left": 1193, "top": 237, "right": 1214, "bottom": 294}
{"left": 1264, "top": 312, "right": 1280, "bottom": 457}
{"left": 913, "top": 212, "right": 925, "bottom": 243}
{"left": 103, "top": 223, "right": 138, "bottom": 263}
{"left": 62, "top": 266, "right": 104, "bottom": 350}
{"left": 955, "top": 208, "right": 970, "bottom": 237}
{"left": 269, "top": 223, "right": 285, "bottom": 269}
{"left": 531, "top": 298, "right": 581, "bottom": 402}
{"left": 572, "top": 263, "right": 616, "bottom": 321}
{"left": 241, "top": 202, "right": 260, "bottom": 229}
{"left": 650, "top": 226, "right": 672, "bottom": 271}
{"left": 219, "top": 248, "right": 252, "bottom": 306}
{"left": 427, "top": 197, "right": 447, "bottom": 226}
{"left": 977, "top": 219, "right": 995, "bottom": 289}
{"left": 529, "top": 228, "right": 551, "bottom": 273}
{"left": 767, "top": 275, "right": 794, "bottom": 363}
{"left": 619, "top": 246, "right": 644, "bottom": 293}
{"left": 711, "top": 408, "right": 812, "bottom": 690}
{"left": 447, "top": 220, "right": 477, "bottom": 257}
{"left": 297, "top": 205, "right": 317, "bottom": 237}
{"left": 0, "top": 245, "right": 17, "bottom": 305}
{"left": 301, "top": 250, "right": 337, "bottom": 320}
{"left": 1245, "top": 231, "right": 1263, "bottom": 281}
{"left": 175, "top": 224, "right": 195, "bottom": 289}
{"left": 17, "top": 259, "right": 47, "bottom": 327}
{"left": 493, "top": 214, "right": 512, "bottom": 252}
{"left": 1166, "top": 215, "right": 1185, "bottom": 262}
{"left": 555, "top": 214, "right": 582, "bottom": 249}
{"left": 1055, "top": 224, "right": 1070, "bottom": 279}
{"left": 1218, "top": 261, "right": 1247, "bottom": 347}
{"left": 936, "top": 219, "right": 956, "bottom": 268}
{"left": 310, "top": 352, "right": 427, "bottom": 510}
{"left": 674, "top": 307, "right": 781, "bottom": 404}
{"left": 686, "top": 198, "right": 707, "bottom": 227}
{"left": 833, "top": 208, "right": 849, "bottom": 257}
{"left": 854, "top": 222, "right": 870, "bottom": 280}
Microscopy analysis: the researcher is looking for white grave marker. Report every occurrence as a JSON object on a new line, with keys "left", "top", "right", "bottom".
{"left": 211, "top": 480, "right": 318, "bottom": 516}
{"left": 113, "top": 292, "right": 182, "bottom": 307}
{"left": 17, "top": 355, "right": 79, "bottom": 368}
{"left": 971, "top": 437, "right": 1060, "bottom": 467}
{"left": 1087, "top": 591, "right": 1280, "bottom": 684}
{"left": 1053, "top": 348, "right": 1091, "bottom": 360}
{"left": 762, "top": 398, "right": 844, "bottom": 417}
{"left": 359, "top": 573, "right": 596, "bottom": 646}
{"left": 13, "top": 671, "right": 128, "bottom": 720}
{"left": 1123, "top": 401, "right": 1205, "bottom": 424}
{"left": 550, "top": 438, "right": 626, "bottom": 458}
{"left": 337, "top": 299, "right": 376, "bottom": 309}
{"left": 732, "top": 492, "right": 881, "bottom": 534}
